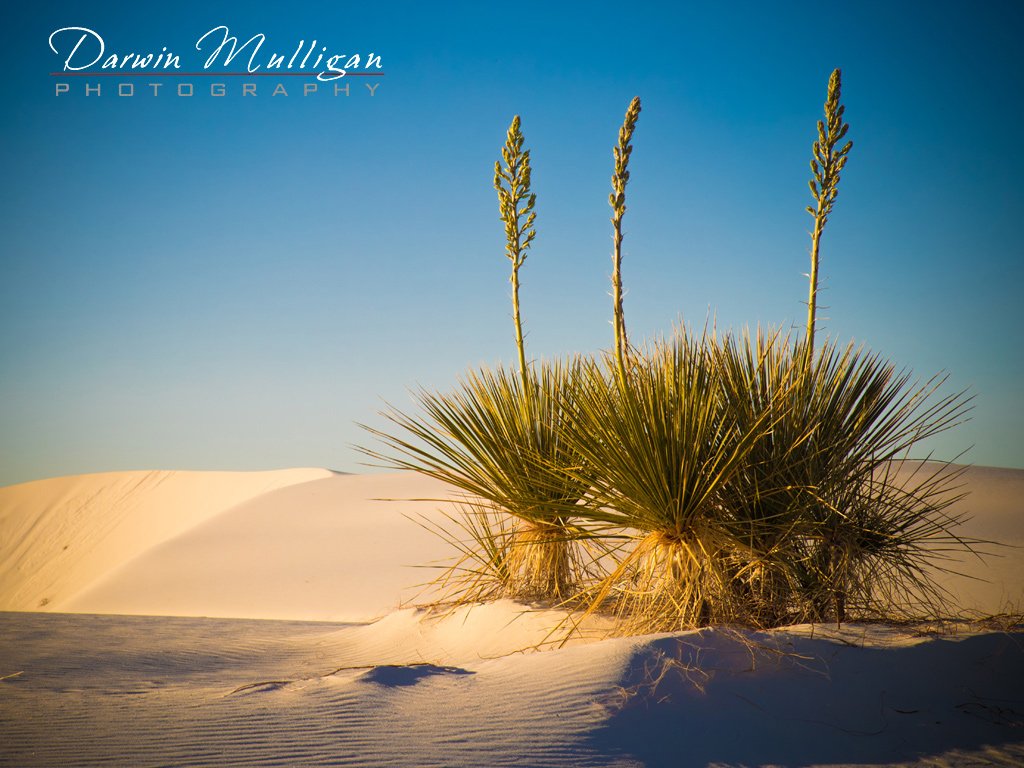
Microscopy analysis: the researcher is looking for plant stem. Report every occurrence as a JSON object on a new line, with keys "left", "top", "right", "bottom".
{"left": 806, "top": 216, "right": 823, "bottom": 361}
{"left": 494, "top": 115, "right": 537, "bottom": 392}
{"left": 611, "top": 97, "right": 642, "bottom": 387}
{"left": 805, "top": 69, "right": 852, "bottom": 369}
{"left": 510, "top": 266, "right": 527, "bottom": 387}
{"left": 612, "top": 228, "right": 626, "bottom": 383}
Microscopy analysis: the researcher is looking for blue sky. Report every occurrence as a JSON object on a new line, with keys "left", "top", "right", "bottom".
{"left": 2, "top": 1, "right": 1022, "bottom": 485}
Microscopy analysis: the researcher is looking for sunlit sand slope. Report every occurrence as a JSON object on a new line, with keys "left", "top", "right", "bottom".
{"left": 0, "top": 468, "right": 331, "bottom": 613}
{"left": 64, "top": 471, "right": 459, "bottom": 621}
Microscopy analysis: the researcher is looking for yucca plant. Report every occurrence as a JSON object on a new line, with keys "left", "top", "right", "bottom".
{"left": 718, "top": 330, "right": 975, "bottom": 626}
{"left": 361, "top": 117, "right": 597, "bottom": 604}
{"left": 558, "top": 330, "right": 784, "bottom": 633}
{"left": 714, "top": 329, "right": 811, "bottom": 625}
{"left": 358, "top": 72, "right": 978, "bottom": 637}
{"left": 798, "top": 457, "right": 973, "bottom": 623}
{"left": 732, "top": 69, "right": 980, "bottom": 625}
{"left": 790, "top": 345, "right": 973, "bottom": 625}
{"left": 362, "top": 360, "right": 597, "bottom": 603}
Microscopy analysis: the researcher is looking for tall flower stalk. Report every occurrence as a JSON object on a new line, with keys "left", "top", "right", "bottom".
{"left": 494, "top": 115, "right": 537, "bottom": 390}
{"left": 610, "top": 97, "right": 642, "bottom": 386}
{"left": 363, "top": 116, "right": 596, "bottom": 606}
{"left": 364, "top": 74, "right": 977, "bottom": 631}
{"left": 806, "top": 69, "right": 852, "bottom": 366}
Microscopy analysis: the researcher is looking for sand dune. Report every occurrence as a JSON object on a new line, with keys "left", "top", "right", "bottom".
{"left": 1, "top": 465, "right": 1022, "bottom": 767}
{"left": 932, "top": 465, "right": 1024, "bottom": 614}
{"left": 3, "top": 464, "right": 1019, "bottom": 623}
{"left": 0, "top": 468, "right": 331, "bottom": 614}
{"left": 62, "top": 472, "right": 460, "bottom": 622}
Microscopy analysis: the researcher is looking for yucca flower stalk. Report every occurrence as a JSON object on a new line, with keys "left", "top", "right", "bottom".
{"left": 610, "top": 97, "right": 642, "bottom": 387}
{"left": 362, "top": 117, "right": 597, "bottom": 604}
{"left": 805, "top": 69, "right": 852, "bottom": 366}
{"left": 494, "top": 115, "right": 537, "bottom": 390}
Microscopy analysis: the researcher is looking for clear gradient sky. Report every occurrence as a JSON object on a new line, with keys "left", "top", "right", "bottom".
{"left": 2, "top": 1, "right": 1022, "bottom": 486}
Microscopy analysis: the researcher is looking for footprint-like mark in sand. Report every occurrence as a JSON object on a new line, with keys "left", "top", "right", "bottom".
{"left": 228, "top": 663, "right": 475, "bottom": 696}
{"left": 356, "top": 664, "right": 475, "bottom": 687}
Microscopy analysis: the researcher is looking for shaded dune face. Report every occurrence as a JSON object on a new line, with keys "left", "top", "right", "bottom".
{"left": 592, "top": 628, "right": 1024, "bottom": 767}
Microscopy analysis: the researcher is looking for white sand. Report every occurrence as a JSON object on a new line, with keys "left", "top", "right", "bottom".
{"left": 0, "top": 468, "right": 332, "bottom": 614}
{"left": 60, "top": 472, "right": 461, "bottom": 622}
{"left": 1, "top": 465, "right": 1022, "bottom": 767}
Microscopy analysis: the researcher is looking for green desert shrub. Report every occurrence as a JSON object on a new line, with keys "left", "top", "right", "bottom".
{"left": 362, "top": 360, "right": 597, "bottom": 603}
{"left": 717, "top": 330, "right": 974, "bottom": 626}
{"left": 557, "top": 330, "right": 784, "bottom": 633}
{"left": 361, "top": 77, "right": 978, "bottom": 633}
{"left": 549, "top": 329, "right": 974, "bottom": 633}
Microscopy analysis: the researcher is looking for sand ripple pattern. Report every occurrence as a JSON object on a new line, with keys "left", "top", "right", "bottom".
{"left": 3, "top": 612, "right": 1024, "bottom": 767}
{"left": 0, "top": 611, "right": 626, "bottom": 767}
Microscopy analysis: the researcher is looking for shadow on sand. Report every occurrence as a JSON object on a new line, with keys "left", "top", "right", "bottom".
{"left": 588, "top": 628, "right": 1024, "bottom": 767}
